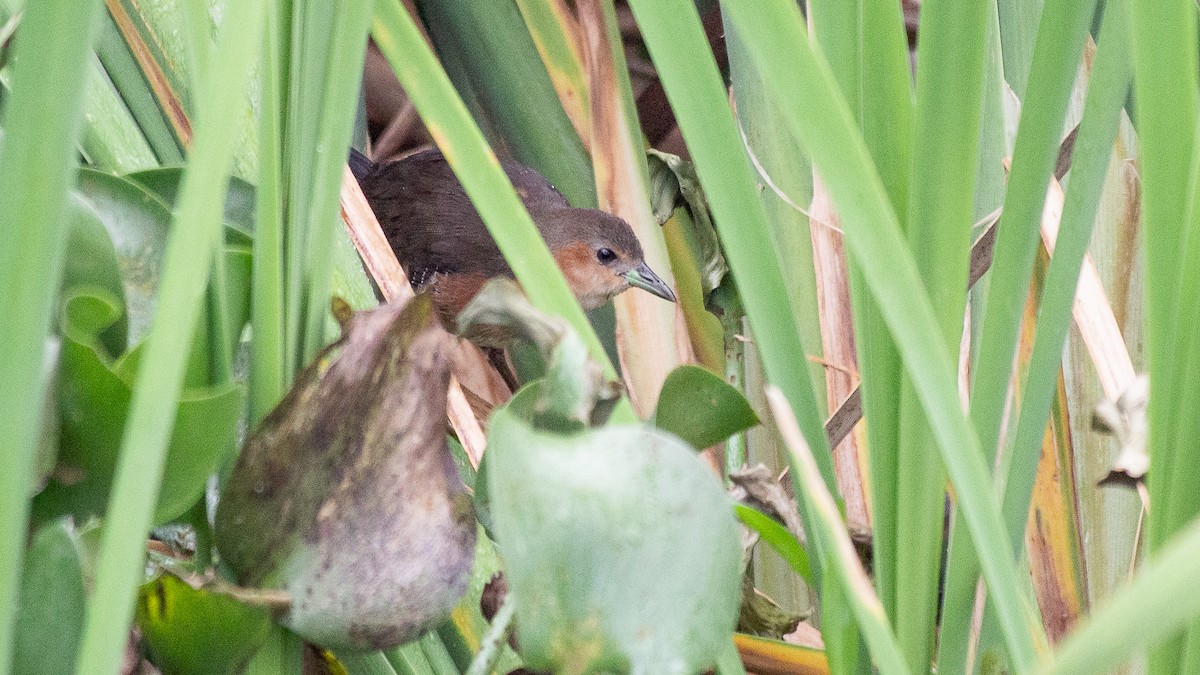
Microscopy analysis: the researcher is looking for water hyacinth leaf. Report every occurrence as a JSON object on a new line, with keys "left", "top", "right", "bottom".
{"left": 63, "top": 197, "right": 129, "bottom": 355}
{"left": 73, "top": 168, "right": 175, "bottom": 345}
{"left": 486, "top": 407, "right": 741, "bottom": 673}
{"left": 654, "top": 364, "right": 759, "bottom": 450}
{"left": 33, "top": 290, "right": 243, "bottom": 526}
{"left": 646, "top": 149, "right": 728, "bottom": 298}
{"left": 135, "top": 573, "right": 274, "bottom": 675}
{"left": 13, "top": 519, "right": 87, "bottom": 675}
{"left": 73, "top": 168, "right": 254, "bottom": 348}
{"left": 215, "top": 295, "right": 476, "bottom": 651}
{"left": 126, "top": 167, "right": 257, "bottom": 239}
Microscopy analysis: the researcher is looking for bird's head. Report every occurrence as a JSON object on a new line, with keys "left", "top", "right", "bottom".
{"left": 537, "top": 208, "right": 677, "bottom": 310}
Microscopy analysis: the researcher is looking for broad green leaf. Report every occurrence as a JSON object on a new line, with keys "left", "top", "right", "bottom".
{"left": 486, "top": 406, "right": 741, "bottom": 673}
{"left": 34, "top": 290, "right": 243, "bottom": 526}
{"left": 64, "top": 196, "right": 130, "bottom": 356}
{"left": 74, "top": 168, "right": 251, "bottom": 349}
{"left": 126, "top": 167, "right": 257, "bottom": 238}
{"left": 135, "top": 573, "right": 273, "bottom": 675}
{"left": 74, "top": 168, "right": 174, "bottom": 345}
{"left": 653, "top": 364, "right": 758, "bottom": 450}
{"left": 13, "top": 519, "right": 88, "bottom": 675}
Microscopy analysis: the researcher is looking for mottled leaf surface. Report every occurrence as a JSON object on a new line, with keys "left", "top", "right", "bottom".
{"left": 215, "top": 295, "right": 476, "bottom": 651}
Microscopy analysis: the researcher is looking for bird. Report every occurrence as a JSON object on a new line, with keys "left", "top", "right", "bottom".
{"left": 349, "top": 147, "right": 676, "bottom": 345}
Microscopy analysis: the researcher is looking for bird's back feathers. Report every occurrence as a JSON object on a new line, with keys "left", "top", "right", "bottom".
{"left": 352, "top": 148, "right": 576, "bottom": 288}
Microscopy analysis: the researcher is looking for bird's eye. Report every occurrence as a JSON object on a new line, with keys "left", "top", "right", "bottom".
{"left": 596, "top": 247, "right": 617, "bottom": 264}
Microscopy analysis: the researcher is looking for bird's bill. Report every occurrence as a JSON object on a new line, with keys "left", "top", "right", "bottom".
{"left": 622, "top": 262, "right": 677, "bottom": 302}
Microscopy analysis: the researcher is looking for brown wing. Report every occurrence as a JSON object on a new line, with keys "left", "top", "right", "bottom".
{"left": 357, "top": 149, "right": 570, "bottom": 287}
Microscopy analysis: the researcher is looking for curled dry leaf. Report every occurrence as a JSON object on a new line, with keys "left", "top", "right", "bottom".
{"left": 458, "top": 279, "right": 622, "bottom": 429}
{"left": 646, "top": 149, "right": 728, "bottom": 299}
{"left": 214, "top": 294, "right": 476, "bottom": 651}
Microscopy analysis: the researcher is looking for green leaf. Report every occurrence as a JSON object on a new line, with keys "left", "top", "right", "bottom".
{"left": 63, "top": 197, "right": 130, "bottom": 357}
{"left": 76, "top": 1, "right": 269, "bottom": 663}
{"left": 415, "top": 0, "right": 595, "bottom": 207}
{"left": 653, "top": 364, "right": 758, "bottom": 450}
{"left": 74, "top": 168, "right": 252, "bottom": 350}
{"left": 486, "top": 406, "right": 741, "bottom": 673}
{"left": 694, "top": 0, "right": 1049, "bottom": 663}
{"left": 458, "top": 279, "right": 622, "bottom": 431}
{"left": 13, "top": 519, "right": 88, "bottom": 675}
{"left": 370, "top": 0, "right": 629, "bottom": 423}
{"left": 0, "top": 2, "right": 105, "bottom": 661}
{"left": 135, "top": 573, "right": 273, "bottom": 675}
{"left": 72, "top": 168, "right": 179, "bottom": 345}
{"left": 1042, "top": 515, "right": 1200, "bottom": 674}
{"left": 734, "top": 504, "right": 812, "bottom": 584}
{"left": 33, "top": 290, "right": 243, "bottom": 526}
{"left": 126, "top": 167, "right": 257, "bottom": 238}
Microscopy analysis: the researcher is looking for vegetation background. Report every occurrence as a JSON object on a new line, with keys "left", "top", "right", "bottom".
{"left": 0, "top": 0, "right": 1194, "bottom": 673}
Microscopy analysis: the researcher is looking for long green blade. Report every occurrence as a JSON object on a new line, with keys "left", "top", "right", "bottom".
{"left": 74, "top": 2, "right": 267, "bottom": 671}
{"left": 0, "top": 0, "right": 104, "bottom": 668}
{"left": 704, "top": 0, "right": 1049, "bottom": 667}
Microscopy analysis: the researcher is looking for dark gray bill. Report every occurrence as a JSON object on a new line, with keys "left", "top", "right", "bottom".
{"left": 623, "top": 262, "right": 677, "bottom": 303}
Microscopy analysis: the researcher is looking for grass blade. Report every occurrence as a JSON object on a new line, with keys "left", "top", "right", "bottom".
{"left": 578, "top": 0, "right": 683, "bottom": 413}
{"left": 969, "top": 0, "right": 1101, "bottom": 481}
{"left": 250, "top": 0, "right": 286, "bottom": 426}
{"left": 74, "top": 2, "right": 266, "bottom": 671}
{"left": 710, "top": 0, "right": 1049, "bottom": 666}
{"left": 514, "top": 0, "right": 591, "bottom": 145}
{"left": 370, "top": 0, "right": 627, "bottom": 405}
{"left": 766, "top": 388, "right": 911, "bottom": 675}
{"left": 296, "top": 0, "right": 374, "bottom": 364}
{"left": 892, "top": 0, "right": 990, "bottom": 667}
{"left": 0, "top": 0, "right": 105, "bottom": 667}
{"left": 1042, "top": 516, "right": 1200, "bottom": 674}
{"left": 626, "top": 0, "right": 837, "bottom": 493}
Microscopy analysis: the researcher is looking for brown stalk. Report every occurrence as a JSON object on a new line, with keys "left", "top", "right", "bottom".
{"left": 808, "top": 175, "right": 871, "bottom": 532}
{"left": 104, "top": 0, "right": 193, "bottom": 146}
{"left": 339, "top": 166, "right": 487, "bottom": 467}
{"left": 577, "top": 0, "right": 684, "bottom": 415}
